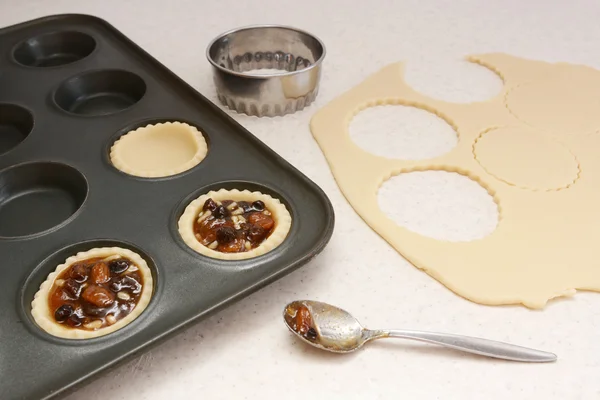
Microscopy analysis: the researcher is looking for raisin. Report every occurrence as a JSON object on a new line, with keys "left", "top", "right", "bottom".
{"left": 110, "top": 276, "right": 142, "bottom": 294}
{"left": 213, "top": 205, "right": 228, "bottom": 219}
{"left": 252, "top": 200, "right": 265, "bottom": 211}
{"left": 63, "top": 279, "right": 82, "bottom": 299}
{"left": 91, "top": 262, "right": 110, "bottom": 284}
{"left": 218, "top": 238, "right": 245, "bottom": 253}
{"left": 109, "top": 259, "right": 130, "bottom": 274}
{"left": 82, "top": 285, "right": 115, "bottom": 307}
{"left": 197, "top": 218, "right": 234, "bottom": 244}
{"left": 248, "top": 213, "right": 275, "bottom": 231}
{"left": 295, "top": 306, "right": 312, "bottom": 335}
{"left": 238, "top": 201, "right": 253, "bottom": 213}
{"left": 203, "top": 198, "right": 217, "bottom": 212}
{"left": 247, "top": 225, "right": 267, "bottom": 243}
{"left": 67, "top": 314, "right": 83, "bottom": 327}
{"left": 70, "top": 263, "right": 88, "bottom": 282}
{"left": 54, "top": 304, "right": 74, "bottom": 322}
{"left": 216, "top": 226, "right": 236, "bottom": 244}
{"left": 306, "top": 327, "right": 318, "bottom": 340}
{"left": 82, "top": 301, "right": 113, "bottom": 317}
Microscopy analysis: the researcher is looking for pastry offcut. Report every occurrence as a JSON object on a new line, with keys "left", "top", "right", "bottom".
{"left": 310, "top": 53, "right": 600, "bottom": 309}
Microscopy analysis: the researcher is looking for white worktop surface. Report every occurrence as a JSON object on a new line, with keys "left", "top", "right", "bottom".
{"left": 2, "top": 1, "right": 600, "bottom": 399}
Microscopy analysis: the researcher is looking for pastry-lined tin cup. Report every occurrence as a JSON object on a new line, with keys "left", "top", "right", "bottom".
{"left": 206, "top": 24, "right": 326, "bottom": 117}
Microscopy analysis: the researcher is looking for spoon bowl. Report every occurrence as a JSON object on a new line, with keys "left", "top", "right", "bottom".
{"left": 284, "top": 300, "right": 364, "bottom": 353}
{"left": 283, "top": 300, "right": 557, "bottom": 362}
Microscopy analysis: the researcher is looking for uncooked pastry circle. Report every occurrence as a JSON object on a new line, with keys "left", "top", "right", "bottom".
{"left": 178, "top": 189, "right": 292, "bottom": 260}
{"left": 310, "top": 53, "right": 600, "bottom": 309}
{"left": 473, "top": 126, "right": 580, "bottom": 190}
{"left": 31, "top": 247, "right": 153, "bottom": 339}
{"left": 110, "top": 121, "right": 208, "bottom": 178}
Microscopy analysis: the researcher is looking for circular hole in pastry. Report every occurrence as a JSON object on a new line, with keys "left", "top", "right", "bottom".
{"left": 177, "top": 187, "right": 292, "bottom": 260}
{"left": 474, "top": 127, "right": 579, "bottom": 190}
{"left": 378, "top": 170, "right": 498, "bottom": 241}
{"left": 54, "top": 70, "right": 146, "bottom": 116}
{"left": 349, "top": 105, "right": 457, "bottom": 160}
{"left": 109, "top": 121, "right": 208, "bottom": 178}
{"left": 0, "top": 162, "right": 87, "bottom": 238}
{"left": 0, "top": 103, "right": 34, "bottom": 155}
{"left": 26, "top": 241, "right": 156, "bottom": 340}
{"left": 404, "top": 58, "right": 503, "bottom": 103}
{"left": 13, "top": 31, "right": 96, "bottom": 67}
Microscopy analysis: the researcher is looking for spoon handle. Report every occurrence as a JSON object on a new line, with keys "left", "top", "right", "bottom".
{"left": 374, "top": 329, "right": 556, "bottom": 362}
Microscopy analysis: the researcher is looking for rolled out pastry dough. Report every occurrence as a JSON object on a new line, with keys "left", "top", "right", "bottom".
{"left": 310, "top": 54, "right": 600, "bottom": 309}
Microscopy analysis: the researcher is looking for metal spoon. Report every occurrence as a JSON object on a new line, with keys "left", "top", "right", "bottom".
{"left": 283, "top": 300, "right": 557, "bottom": 362}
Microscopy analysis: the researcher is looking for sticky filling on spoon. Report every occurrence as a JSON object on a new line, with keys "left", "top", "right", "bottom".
{"left": 285, "top": 303, "right": 318, "bottom": 341}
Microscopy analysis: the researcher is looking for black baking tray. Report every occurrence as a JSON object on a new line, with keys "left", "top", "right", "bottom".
{"left": 0, "top": 14, "right": 334, "bottom": 400}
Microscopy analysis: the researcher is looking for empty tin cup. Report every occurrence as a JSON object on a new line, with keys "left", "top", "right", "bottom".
{"left": 206, "top": 25, "right": 326, "bottom": 117}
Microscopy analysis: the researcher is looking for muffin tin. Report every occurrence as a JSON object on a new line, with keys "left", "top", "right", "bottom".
{"left": 0, "top": 14, "right": 334, "bottom": 400}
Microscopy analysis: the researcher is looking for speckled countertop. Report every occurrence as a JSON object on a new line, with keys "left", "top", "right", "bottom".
{"left": 1, "top": 1, "right": 600, "bottom": 399}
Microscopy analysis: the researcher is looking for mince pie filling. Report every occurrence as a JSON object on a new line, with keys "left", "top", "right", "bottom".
{"left": 48, "top": 256, "right": 144, "bottom": 330}
{"left": 285, "top": 303, "right": 318, "bottom": 341}
{"left": 194, "top": 198, "right": 276, "bottom": 253}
